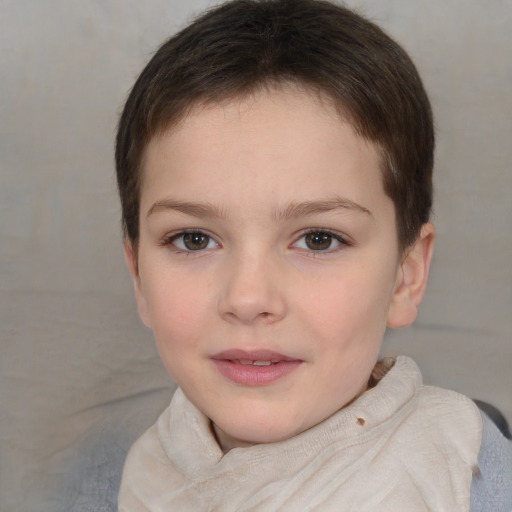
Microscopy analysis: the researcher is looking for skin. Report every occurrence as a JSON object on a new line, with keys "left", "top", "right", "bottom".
{"left": 125, "top": 86, "right": 434, "bottom": 452}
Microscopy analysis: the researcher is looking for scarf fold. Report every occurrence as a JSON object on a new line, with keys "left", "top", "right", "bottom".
{"left": 119, "top": 356, "right": 482, "bottom": 511}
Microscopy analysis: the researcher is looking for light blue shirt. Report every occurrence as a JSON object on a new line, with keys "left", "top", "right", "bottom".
{"left": 471, "top": 411, "right": 512, "bottom": 511}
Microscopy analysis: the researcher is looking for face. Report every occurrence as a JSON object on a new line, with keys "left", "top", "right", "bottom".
{"left": 127, "top": 87, "right": 432, "bottom": 451}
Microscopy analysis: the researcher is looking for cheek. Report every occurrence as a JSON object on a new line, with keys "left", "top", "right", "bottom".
{"left": 301, "top": 269, "right": 394, "bottom": 341}
{"left": 143, "top": 260, "right": 211, "bottom": 321}
{"left": 143, "top": 274, "right": 209, "bottom": 355}
{"left": 150, "top": 302, "right": 204, "bottom": 383}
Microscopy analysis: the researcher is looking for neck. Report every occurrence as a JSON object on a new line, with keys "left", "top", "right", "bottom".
{"left": 211, "top": 422, "right": 256, "bottom": 453}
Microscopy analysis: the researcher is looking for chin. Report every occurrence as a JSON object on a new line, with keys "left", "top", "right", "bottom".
{"left": 216, "top": 416, "right": 306, "bottom": 449}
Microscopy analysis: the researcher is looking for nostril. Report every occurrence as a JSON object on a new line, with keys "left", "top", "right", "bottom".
{"left": 217, "top": 273, "right": 287, "bottom": 324}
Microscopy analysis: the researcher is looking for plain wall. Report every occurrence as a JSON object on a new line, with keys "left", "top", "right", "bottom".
{"left": 1, "top": 1, "right": 511, "bottom": 510}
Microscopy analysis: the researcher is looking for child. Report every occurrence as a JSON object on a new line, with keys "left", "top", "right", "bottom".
{"left": 115, "top": 0, "right": 512, "bottom": 510}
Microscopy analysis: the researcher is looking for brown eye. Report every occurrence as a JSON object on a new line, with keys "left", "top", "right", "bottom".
{"left": 169, "top": 231, "right": 217, "bottom": 251}
{"left": 293, "top": 230, "right": 348, "bottom": 253}
{"left": 182, "top": 232, "right": 210, "bottom": 250}
{"left": 304, "top": 232, "right": 333, "bottom": 250}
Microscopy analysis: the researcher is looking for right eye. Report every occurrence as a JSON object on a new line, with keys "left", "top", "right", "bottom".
{"left": 292, "top": 229, "right": 348, "bottom": 253}
{"left": 167, "top": 231, "right": 219, "bottom": 251}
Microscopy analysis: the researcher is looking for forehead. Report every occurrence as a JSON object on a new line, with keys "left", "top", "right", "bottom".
{"left": 141, "top": 86, "right": 389, "bottom": 216}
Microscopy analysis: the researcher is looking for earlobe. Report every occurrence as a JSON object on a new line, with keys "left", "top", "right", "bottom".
{"left": 387, "top": 223, "right": 435, "bottom": 328}
{"left": 123, "top": 239, "right": 152, "bottom": 328}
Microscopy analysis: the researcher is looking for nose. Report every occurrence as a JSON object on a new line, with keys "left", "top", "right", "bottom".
{"left": 217, "top": 251, "right": 287, "bottom": 325}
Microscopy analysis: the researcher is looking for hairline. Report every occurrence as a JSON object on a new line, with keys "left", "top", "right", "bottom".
{"left": 132, "top": 80, "right": 406, "bottom": 248}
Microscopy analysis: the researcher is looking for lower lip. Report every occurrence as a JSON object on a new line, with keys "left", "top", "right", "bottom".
{"left": 212, "top": 359, "right": 302, "bottom": 386}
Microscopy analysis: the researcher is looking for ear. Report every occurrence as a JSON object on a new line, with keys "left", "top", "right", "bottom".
{"left": 387, "top": 223, "right": 435, "bottom": 328}
{"left": 123, "top": 239, "right": 152, "bottom": 328}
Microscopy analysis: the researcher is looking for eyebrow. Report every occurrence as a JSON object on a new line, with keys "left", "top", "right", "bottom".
{"left": 147, "top": 199, "right": 226, "bottom": 218}
{"left": 273, "top": 197, "right": 372, "bottom": 221}
{"left": 147, "top": 196, "right": 372, "bottom": 220}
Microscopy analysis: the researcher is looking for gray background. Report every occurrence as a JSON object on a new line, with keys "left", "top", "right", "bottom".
{"left": 1, "top": 1, "right": 511, "bottom": 510}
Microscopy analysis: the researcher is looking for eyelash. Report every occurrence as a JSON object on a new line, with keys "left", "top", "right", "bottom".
{"left": 160, "top": 228, "right": 351, "bottom": 254}
{"left": 161, "top": 229, "right": 220, "bottom": 253}
{"left": 293, "top": 229, "right": 350, "bottom": 253}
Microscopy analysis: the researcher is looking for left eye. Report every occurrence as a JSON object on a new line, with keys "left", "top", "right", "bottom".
{"left": 293, "top": 231, "right": 345, "bottom": 251}
{"left": 170, "top": 232, "right": 218, "bottom": 251}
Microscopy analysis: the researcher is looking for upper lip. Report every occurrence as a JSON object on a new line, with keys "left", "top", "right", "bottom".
{"left": 211, "top": 349, "right": 300, "bottom": 363}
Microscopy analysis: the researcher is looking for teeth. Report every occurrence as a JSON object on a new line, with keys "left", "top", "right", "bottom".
{"left": 235, "top": 359, "right": 274, "bottom": 366}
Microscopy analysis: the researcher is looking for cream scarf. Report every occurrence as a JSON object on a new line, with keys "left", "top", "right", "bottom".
{"left": 119, "top": 357, "right": 482, "bottom": 511}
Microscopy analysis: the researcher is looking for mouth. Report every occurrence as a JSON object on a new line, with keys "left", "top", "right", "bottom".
{"left": 211, "top": 349, "right": 303, "bottom": 386}
{"left": 235, "top": 360, "right": 277, "bottom": 366}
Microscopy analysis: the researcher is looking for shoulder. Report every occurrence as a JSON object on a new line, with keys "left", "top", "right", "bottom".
{"left": 374, "top": 357, "right": 483, "bottom": 467}
{"left": 471, "top": 409, "right": 512, "bottom": 512}
{"left": 118, "top": 407, "right": 172, "bottom": 511}
{"left": 414, "top": 384, "right": 483, "bottom": 464}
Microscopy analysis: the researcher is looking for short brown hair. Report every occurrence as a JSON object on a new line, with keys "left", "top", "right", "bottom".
{"left": 116, "top": 0, "right": 434, "bottom": 250}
